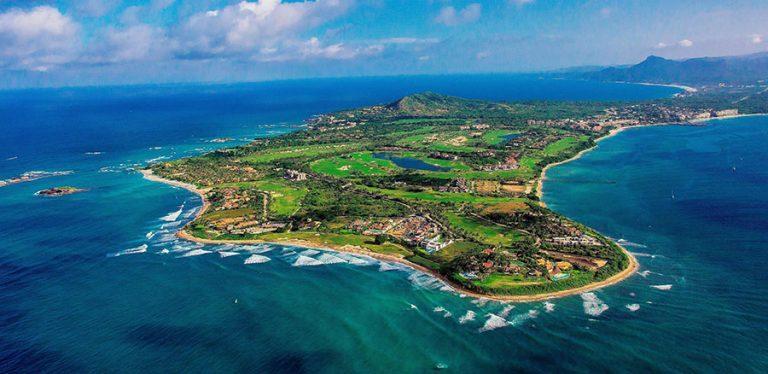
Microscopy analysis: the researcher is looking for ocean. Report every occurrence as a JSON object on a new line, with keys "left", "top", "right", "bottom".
{"left": 2, "top": 76, "right": 764, "bottom": 372}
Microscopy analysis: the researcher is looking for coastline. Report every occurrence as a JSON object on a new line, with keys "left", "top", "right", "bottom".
{"left": 141, "top": 167, "right": 638, "bottom": 302}
{"left": 535, "top": 125, "right": 629, "bottom": 205}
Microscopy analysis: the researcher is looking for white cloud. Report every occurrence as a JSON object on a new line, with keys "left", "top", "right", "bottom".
{"left": 0, "top": 6, "right": 80, "bottom": 71}
{"left": 678, "top": 39, "right": 693, "bottom": 47}
{"left": 84, "top": 24, "right": 171, "bottom": 64}
{"left": 655, "top": 42, "right": 668, "bottom": 49}
{"left": 751, "top": 34, "right": 763, "bottom": 44}
{"left": 377, "top": 37, "right": 440, "bottom": 45}
{"left": 176, "top": 0, "right": 353, "bottom": 58}
{"left": 256, "top": 37, "right": 383, "bottom": 62}
{"left": 434, "top": 4, "right": 482, "bottom": 26}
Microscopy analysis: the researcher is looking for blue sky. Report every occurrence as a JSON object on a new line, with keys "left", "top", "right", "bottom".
{"left": 1, "top": 0, "right": 767, "bottom": 87}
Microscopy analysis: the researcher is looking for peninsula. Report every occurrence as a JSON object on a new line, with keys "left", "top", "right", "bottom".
{"left": 144, "top": 83, "right": 768, "bottom": 300}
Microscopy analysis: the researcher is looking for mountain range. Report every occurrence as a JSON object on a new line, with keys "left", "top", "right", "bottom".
{"left": 582, "top": 52, "right": 768, "bottom": 86}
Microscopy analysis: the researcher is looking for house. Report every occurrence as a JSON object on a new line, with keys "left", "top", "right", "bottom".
{"left": 421, "top": 235, "right": 453, "bottom": 253}
{"left": 284, "top": 169, "right": 308, "bottom": 181}
{"left": 714, "top": 109, "right": 738, "bottom": 117}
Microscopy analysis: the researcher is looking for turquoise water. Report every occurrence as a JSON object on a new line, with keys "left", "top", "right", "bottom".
{"left": 543, "top": 117, "right": 768, "bottom": 372}
{"left": 372, "top": 152, "right": 451, "bottom": 172}
{"left": 7, "top": 77, "right": 764, "bottom": 372}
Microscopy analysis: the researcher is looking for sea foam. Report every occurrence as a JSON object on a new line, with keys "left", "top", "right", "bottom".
{"left": 479, "top": 313, "right": 509, "bottom": 333}
{"left": 498, "top": 305, "right": 515, "bottom": 319}
{"left": 458, "top": 310, "right": 476, "bottom": 324}
{"left": 160, "top": 204, "right": 184, "bottom": 222}
{"left": 244, "top": 254, "right": 271, "bottom": 264}
{"left": 177, "top": 249, "right": 212, "bottom": 257}
{"left": 292, "top": 255, "right": 323, "bottom": 266}
{"left": 650, "top": 284, "right": 673, "bottom": 290}
{"left": 316, "top": 253, "right": 347, "bottom": 265}
{"left": 626, "top": 304, "right": 641, "bottom": 312}
{"left": 543, "top": 302, "right": 556, "bottom": 313}
{"left": 581, "top": 292, "right": 609, "bottom": 316}
{"left": 108, "top": 244, "right": 148, "bottom": 257}
{"left": 298, "top": 249, "right": 320, "bottom": 257}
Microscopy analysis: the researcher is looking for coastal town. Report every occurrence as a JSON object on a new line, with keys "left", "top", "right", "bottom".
{"left": 146, "top": 85, "right": 765, "bottom": 298}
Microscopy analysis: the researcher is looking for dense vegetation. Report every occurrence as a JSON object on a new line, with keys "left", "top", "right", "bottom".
{"left": 148, "top": 85, "right": 767, "bottom": 297}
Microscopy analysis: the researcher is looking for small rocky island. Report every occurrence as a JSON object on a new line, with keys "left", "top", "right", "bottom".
{"left": 36, "top": 186, "right": 85, "bottom": 197}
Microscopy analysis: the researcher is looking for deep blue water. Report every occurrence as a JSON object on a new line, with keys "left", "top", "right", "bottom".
{"left": 372, "top": 152, "right": 451, "bottom": 172}
{"left": 7, "top": 76, "right": 763, "bottom": 372}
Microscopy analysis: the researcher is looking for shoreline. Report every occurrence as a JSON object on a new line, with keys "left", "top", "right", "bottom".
{"left": 536, "top": 112, "right": 768, "bottom": 203}
{"left": 140, "top": 167, "right": 638, "bottom": 302}
{"left": 535, "top": 125, "right": 629, "bottom": 205}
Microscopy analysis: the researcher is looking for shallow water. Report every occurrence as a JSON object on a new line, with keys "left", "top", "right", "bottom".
{"left": 7, "top": 77, "right": 761, "bottom": 372}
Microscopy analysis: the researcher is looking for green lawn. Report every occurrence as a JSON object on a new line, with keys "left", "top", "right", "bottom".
{"left": 310, "top": 152, "right": 396, "bottom": 177}
{"left": 241, "top": 144, "right": 360, "bottom": 164}
{"left": 543, "top": 136, "right": 589, "bottom": 156}
{"left": 444, "top": 211, "right": 524, "bottom": 246}
{"left": 481, "top": 130, "right": 520, "bottom": 146}
{"left": 433, "top": 240, "right": 483, "bottom": 261}
{"left": 472, "top": 270, "right": 596, "bottom": 295}
{"left": 363, "top": 186, "right": 516, "bottom": 205}
{"left": 218, "top": 179, "right": 307, "bottom": 218}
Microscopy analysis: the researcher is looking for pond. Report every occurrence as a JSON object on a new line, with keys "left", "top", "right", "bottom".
{"left": 502, "top": 133, "right": 521, "bottom": 143}
{"left": 372, "top": 152, "right": 451, "bottom": 172}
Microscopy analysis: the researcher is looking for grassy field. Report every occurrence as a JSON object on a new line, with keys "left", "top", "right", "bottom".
{"left": 311, "top": 152, "right": 396, "bottom": 177}
{"left": 363, "top": 186, "right": 516, "bottom": 205}
{"left": 542, "top": 136, "right": 589, "bottom": 156}
{"left": 472, "top": 270, "right": 596, "bottom": 295}
{"left": 218, "top": 179, "right": 307, "bottom": 218}
{"left": 444, "top": 211, "right": 524, "bottom": 246}
{"left": 242, "top": 143, "right": 360, "bottom": 164}
{"left": 481, "top": 129, "right": 519, "bottom": 146}
{"left": 433, "top": 240, "right": 483, "bottom": 262}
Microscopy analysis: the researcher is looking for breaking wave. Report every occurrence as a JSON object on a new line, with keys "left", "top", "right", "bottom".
{"left": 508, "top": 310, "right": 539, "bottom": 326}
{"left": 626, "top": 303, "right": 640, "bottom": 312}
{"left": 335, "top": 253, "right": 374, "bottom": 266}
{"left": 177, "top": 249, "right": 212, "bottom": 257}
{"left": 316, "top": 253, "right": 347, "bottom": 265}
{"left": 543, "top": 302, "right": 555, "bottom": 313}
{"left": 244, "top": 254, "right": 271, "bottom": 264}
{"left": 581, "top": 292, "right": 609, "bottom": 316}
{"left": 407, "top": 272, "right": 445, "bottom": 290}
{"left": 433, "top": 306, "right": 452, "bottom": 318}
{"left": 616, "top": 238, "right": 647, "bottom": 248}
{"left": 219, "top": 251, "right": 240, "bottom": 258}
{"left": 299, "top": 249, "right": 320, "bottom": 257}
{"left": 292, "top": 255, "right": 323, "bottom": 267}
{"left": 458, "top": 310, "right": 476, "bottom": 324}
{"left": 650, "top": 284, "right": 673, "bottom": 290}
{"left": 240, "top": 244, "right": 273, "bottom": 254}
{"left": 379, "top": 262, "right": 409, "bottom": 272}
{"left": 498, "top": 305, "right": 515, "bottom": 319}
{"left": 479, "top": 313, "right": 509, "bottom": 333}
{"left": 108, "top": 244, "right": 148, "bottom": 257}
{"left": 160, "top": 204, "right": 184, "bottom": 222}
